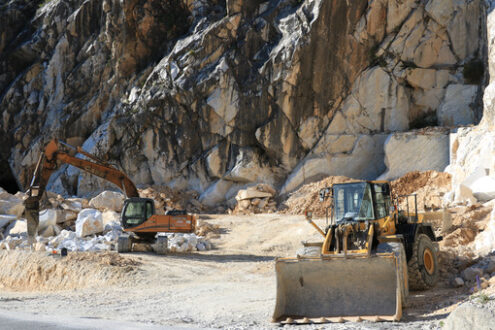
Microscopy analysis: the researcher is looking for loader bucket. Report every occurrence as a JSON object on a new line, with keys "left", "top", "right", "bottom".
{"left": 272, "top": 254, "right": 403, "bottom": 323}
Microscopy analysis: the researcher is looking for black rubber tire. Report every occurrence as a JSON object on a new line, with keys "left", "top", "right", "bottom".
{"left": 376, "top": 242, "right": 408, "bottom": 307}
{"left": 117, "top": 236, "right": 132, "bottom": 253}
{"left": 155, "top": 236, "right": 168, "bottom": 255}
{"left": 407, "top": 233, "right": 439, "bottom": 291}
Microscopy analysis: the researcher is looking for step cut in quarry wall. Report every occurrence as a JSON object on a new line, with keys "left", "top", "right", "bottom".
{"left": 446, "top": 1, "right": 495, "bottom": 205}
{"left": 0, "top": 0, "right": 488, "bottom": 200}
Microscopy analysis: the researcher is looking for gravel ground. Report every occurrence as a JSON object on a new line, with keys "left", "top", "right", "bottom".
{"left": 0, "top": 215, "right": 480, "bottom": 329}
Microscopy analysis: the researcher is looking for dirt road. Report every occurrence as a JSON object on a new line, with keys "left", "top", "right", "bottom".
{"left": 0, "top": 215, "right": 469, "bottom": 329}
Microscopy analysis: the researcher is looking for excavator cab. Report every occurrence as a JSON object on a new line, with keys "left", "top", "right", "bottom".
{"left": 121, "top": 198, "right": 155, "bottom": 229}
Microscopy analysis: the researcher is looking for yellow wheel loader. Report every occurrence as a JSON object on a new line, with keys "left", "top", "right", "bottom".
{"left": 273, "top": 181, "right": 440, "bottom": 323}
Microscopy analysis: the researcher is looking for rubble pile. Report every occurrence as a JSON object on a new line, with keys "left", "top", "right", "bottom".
{"left": 233, "top": 184, "right": 277, "bottom": 215}
{"left": 390, "top": 170, "right": 452, "bottom": 211}
{"left": 0, "top": 189, "right": 211, "bottom": 253}
{"left": 166, "top": 233, "right": 212, "bottom": 253}
{"left": 139, "top": 186, "right": 205, "bottom": 213}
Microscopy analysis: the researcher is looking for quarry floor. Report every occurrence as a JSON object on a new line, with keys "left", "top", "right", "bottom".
{"left": 0, "top": 214, "right": 473, "bottom": 329}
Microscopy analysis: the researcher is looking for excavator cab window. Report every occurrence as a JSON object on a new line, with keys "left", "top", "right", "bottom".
{"left": 122, "top": 198, "right": 153, "bottom": 228}
{"left": 146, "top": 201, "right": 153, "bottom": 219}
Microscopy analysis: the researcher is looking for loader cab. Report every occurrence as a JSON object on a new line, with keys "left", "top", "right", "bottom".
{"left": 332, "top": 182, "right": 392, "bottom": 223}
{"left": 121, "top": 197, "right": 155, "bottom": 228}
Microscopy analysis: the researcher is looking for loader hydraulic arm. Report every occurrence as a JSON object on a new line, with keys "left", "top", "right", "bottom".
{"left": 24, "top": 139, "right": 139, "bottom": 242}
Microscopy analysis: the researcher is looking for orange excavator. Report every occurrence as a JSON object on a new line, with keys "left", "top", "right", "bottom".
{"left": 24, "top": 139, "right": 196, "bottom": 254}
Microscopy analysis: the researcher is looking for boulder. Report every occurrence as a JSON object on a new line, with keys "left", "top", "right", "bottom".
{"left": 378, "top": 131, "right": 449, "bottom": 180}
{"left": 40, "top": 224, "right": 61, "bottom": 238}
{"left": 454, "top": 184, "right": 477, "bottom": 205}
{"left": 5, "top": 220, "right": 27, "bottom": 236}
{"left": 61, "top": 200, "right": 82, "bottom": 212}
{"left": 470, "top": 207, "right": 495, "bottom": 256}
{"left": 462, "top": 267, "right": 484, "bottom": 282}
{"left": 39, "top": 209, "right": 64, "bottom": 230}
{"left": 484, "top": 260, "right": 495, "bottom": 274}
{"left": 75, "top": 209, "right": 103, "bottom": 237}
{"left": 453, "top": 277, "right": 464, "bottom": 287}
{"left": 461, "top": 169, "right": 495, "bottom": 202}
{"left": 444, "top": 302, "right": 495, "bottom": 330}
{"left": 0, "top": 191, "right": 25, "bottom": 218}
{"left": 102, "top": 210, "right": 121, "bottom": 232}
{"left": 235, "top": 189, "right": 272, "bottom": 201}
{"left": 89, "top": 191, "right": 125, "bottom": 212}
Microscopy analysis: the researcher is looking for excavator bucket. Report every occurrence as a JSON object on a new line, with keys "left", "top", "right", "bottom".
{"left": 272, "top": 253, "right": 404, "bottom": 323}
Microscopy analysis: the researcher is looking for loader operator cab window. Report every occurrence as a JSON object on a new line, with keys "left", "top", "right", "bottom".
{"left": 333, "top": 183, "right": 374, "bottom": 223}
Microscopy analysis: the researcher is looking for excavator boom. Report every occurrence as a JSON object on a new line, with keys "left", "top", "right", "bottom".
{"left": 24, "top": 139, "right": 139, "bottom": 242}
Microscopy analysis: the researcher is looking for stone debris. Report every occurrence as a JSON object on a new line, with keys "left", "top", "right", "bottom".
{"left": 233, "top": 184, "right": 277, "bottom": 215}
{"left": 453, "top": 277, "right": 465, "bottom": 287}
{"left": 139, "top": 186, "right": 206, "bottom": 214}
{"left": 0, "top": 187, "right": 25, "bottom": 218}
{"left": 0, "top": 190, "right": 212, "bottom": 254}
{"left": 89, "top": 191, "right": 125, "bottom": 212}
{"left": 39, "top": 209, "right": 62, "bottom": 230}
{"left": 76, "top": 209, "right": 104, "bottom": 237}
{"left": 165, "top": 233, "right": 212, "bottom": 253}
{"left": 5, "top": 220, "right": 27, "bottom": 236}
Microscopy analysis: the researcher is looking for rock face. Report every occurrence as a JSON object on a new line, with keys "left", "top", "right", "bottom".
{"left": 445, "top": 3, "right": 495, "bottom": 205}
{"left": 379, "top": 130, "right": 450, "bottom": 180}
{"left": 0, "top": 0, "right": 488, "bottom": 200}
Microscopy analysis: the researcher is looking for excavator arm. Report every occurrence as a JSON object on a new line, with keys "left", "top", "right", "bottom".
{"left": 24, "top": 139, "right": 139, "bottom": 242}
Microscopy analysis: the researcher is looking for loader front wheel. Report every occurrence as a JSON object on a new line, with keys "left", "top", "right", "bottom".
{"left": 408, "top": 234, "right": 438, "bottom": 291}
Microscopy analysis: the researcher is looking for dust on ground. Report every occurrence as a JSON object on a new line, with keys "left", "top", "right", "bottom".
{"left": 0, "top": 251, "right": 142, "bottom": 292}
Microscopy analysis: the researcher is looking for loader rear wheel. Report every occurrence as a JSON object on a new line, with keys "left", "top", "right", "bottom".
{"left": 408, "top": 234, "right": 438, "bottom": 291}
{"left": 117, "top": 236, "right": 132, "bottom": 253}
